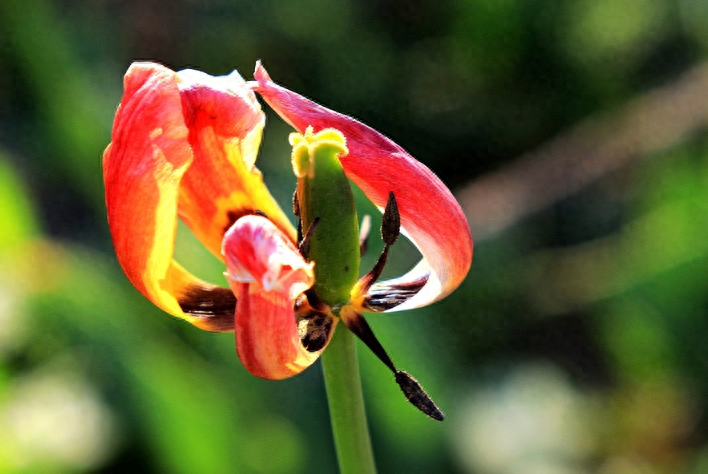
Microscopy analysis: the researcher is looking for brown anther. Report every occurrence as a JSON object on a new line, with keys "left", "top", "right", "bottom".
{"left": 395, "top": 371, "right": 445, "bottom": 421}
{"left": 381, "top": 191, "right": 400, "bottom": 246}
{"left": 297, "top": 309, "right": 335, "bottom": 352}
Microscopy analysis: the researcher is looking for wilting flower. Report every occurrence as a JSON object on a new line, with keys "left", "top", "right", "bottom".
{"left": 103, "top": 61, "right": 472, "bottom": 417}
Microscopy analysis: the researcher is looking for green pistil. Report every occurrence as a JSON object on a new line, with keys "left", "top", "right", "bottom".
{"left": 291, "top": 126, "right": 360, "bottom": 307}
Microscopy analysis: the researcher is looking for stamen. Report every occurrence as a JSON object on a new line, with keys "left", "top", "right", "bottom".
{"left": 381, "top": 192, "right": 400, "bottom": 246}
{"left": 340, "top": 306, "right": 444, "bottom": 421}
{"left": 359, "top": 215, "right": 371, "bottom": 256}
{"left": 356, "top": 246, "right": 389, "bottom": 296}
{"left": 352, "top": 191, "right": 399, "bottom": 297}
{"left": 304, "top": 287, "right": 328, "bottom": 312}
{"left": 299, "top": 217, "right": 320, "bottom": 260}
{"left": 294, "top": 191, "right": 303, "bottom": 244}
{"left": 340, "top": 307, "right": 395, "bottom": 372}
{"left": 292, "top": 190, "right": 300, "bottom": 217}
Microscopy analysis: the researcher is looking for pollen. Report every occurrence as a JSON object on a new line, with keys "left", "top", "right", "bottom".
{"left": 289, "top": 126, "right": 348, "bottom": 179}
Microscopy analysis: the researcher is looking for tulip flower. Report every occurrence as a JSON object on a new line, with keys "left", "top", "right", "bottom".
{"left": 103, "top": 62, "right": 472, "bottom": 422}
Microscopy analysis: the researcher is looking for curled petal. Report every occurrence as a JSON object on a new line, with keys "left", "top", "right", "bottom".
{"left": 252, "top": 63, "right": 473, "bottom": 311}
{"left": 104, "top": 62, "right": 235, "bottom": 331}
{"left": 223, "top": 215, "right": 321, "bottom": 379}
{"left": 176, "top": 69, "right": 296, "bottom": 256}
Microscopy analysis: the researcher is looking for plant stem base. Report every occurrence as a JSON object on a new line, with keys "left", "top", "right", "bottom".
{"left": 321, "top": 325, "right": 377, "bottom": 474}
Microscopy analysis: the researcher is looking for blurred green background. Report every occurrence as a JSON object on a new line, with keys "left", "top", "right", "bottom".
{"left": 1, "top": 0, "right": 708, "bottom": 472}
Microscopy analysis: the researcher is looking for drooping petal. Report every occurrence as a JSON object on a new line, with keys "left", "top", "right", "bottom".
{"left": 252, "top": 63, "right": 472, "bottom": 311}
{"left": 104, "top": 62, "right": 235, "bottom": 331}
{"left": 176, "top": 69, "right": 296, "bottom": 257}
{"left": 223, "top": 215, "right": 323, "bottom": 379}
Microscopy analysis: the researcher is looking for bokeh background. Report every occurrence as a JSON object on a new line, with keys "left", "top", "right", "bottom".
{"left": 1, "top": 0, "right": 708, "bottom": 472}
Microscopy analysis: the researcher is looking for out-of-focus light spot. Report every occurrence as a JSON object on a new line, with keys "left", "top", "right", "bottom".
{"left": 0, "top": 370, "right": 118, "bottom": 471}
{"left": 564, "top": 0, "right": 668, "bottom": 64}
{"left": 453, "top": 363, "right": 594, "bottom": 474}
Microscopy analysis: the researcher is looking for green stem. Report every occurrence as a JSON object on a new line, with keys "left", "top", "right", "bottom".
{"left": 321, "top": 325, "right": 377, "bottom": 474}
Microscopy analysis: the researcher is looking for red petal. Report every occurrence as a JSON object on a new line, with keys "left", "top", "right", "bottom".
{"left": 176, "top": 69, "right": 295, "bottom": 257}
{"left": 252, "top": 63, "right": 472, "bottom": 310}
{"left": 104, "top": 62, "right": 234, "bottom": 331}
{"left": 223, "top": 215, "right": 320, "bottom": 379}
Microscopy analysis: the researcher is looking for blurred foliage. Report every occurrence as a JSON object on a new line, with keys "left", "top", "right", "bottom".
{"left": 1, "top": 0, "right": 708, "bottom": 473}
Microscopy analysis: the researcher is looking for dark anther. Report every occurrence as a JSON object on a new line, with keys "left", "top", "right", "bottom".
{"left": 359, "top": 215, "right": 371, "bottom": 256}
{"left": 178, "top": 284, "right": 237, "bottom": 332}
{"left": 395, "top": 371, "right": 445, "bottom": 421}
{"left": 299, "top": 217, "right": 320, "bottom": 260}
{"left": 298, "top": 310, "right": 334, "bottom": 352}
{"left": 381, "top": 191, "right": 400, "bottom": 246}
{"left": 341, "top": 309, "right": 445, "bottom": 420}
{"left": 254, "top": 209, "right": 268, "bottom": 217}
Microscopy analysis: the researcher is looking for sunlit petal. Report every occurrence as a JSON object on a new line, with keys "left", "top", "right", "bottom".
{"left": 176, "top": 68, "right": 295, "bottom": 258}
{"left": 223, "top": 215, "right": 321, "bottom": 379}
{"left": 103, "top": 62, "right": 235, "bottom": 331}
{"left": 252, "top": 63, "right": 473, "bottom": 310}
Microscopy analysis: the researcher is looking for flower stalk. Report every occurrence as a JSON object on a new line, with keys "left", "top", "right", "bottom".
{"left": 321, "top": 324, "right": 377, "bottom": 474}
